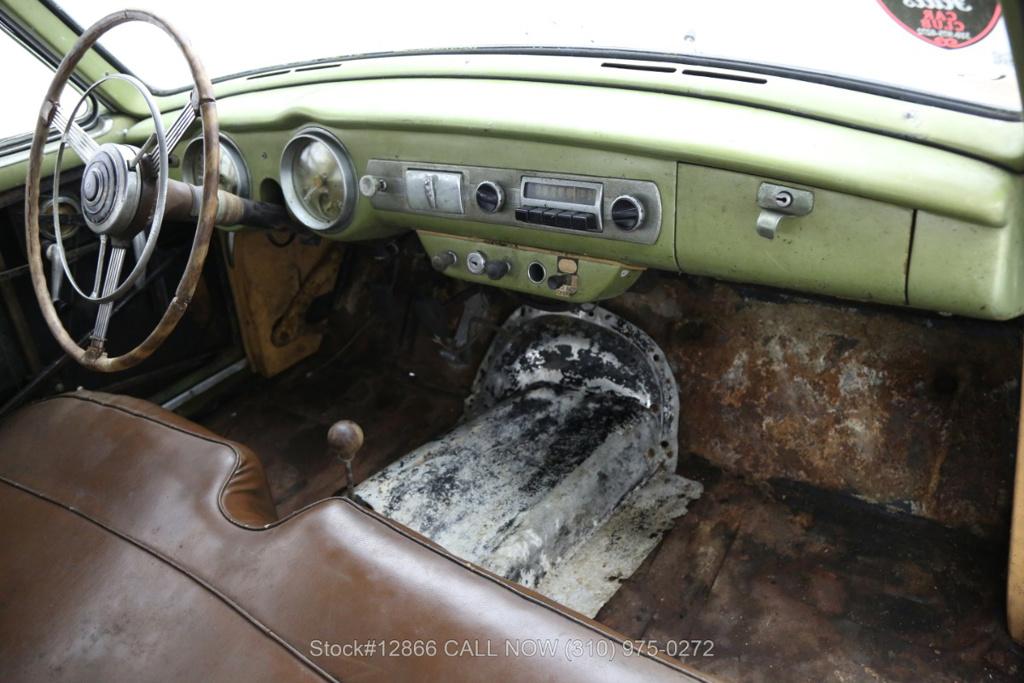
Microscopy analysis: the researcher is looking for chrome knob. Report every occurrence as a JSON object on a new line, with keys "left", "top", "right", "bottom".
{"left": 359, "top": 175, "right": 387, "bottom": 198}
{"left": 475, "top": 181, "right": 505, "bottom": 213}
{"left": 431, "top": 250, "right": 458, "bottom": 271}
{"left": 610, "top": 195, "right": 645, "bottom": 231}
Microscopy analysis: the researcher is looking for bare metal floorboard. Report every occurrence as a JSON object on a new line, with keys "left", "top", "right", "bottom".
{"left": 599, "top": 456, "right": 1024, "bottom": 682}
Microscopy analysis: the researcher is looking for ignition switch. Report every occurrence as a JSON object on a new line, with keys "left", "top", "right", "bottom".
{"left": 466, "top": 251, "right": 487, "bottom": 275}
{"left": 466, "top": 251, "right": 511, "bottom": 281}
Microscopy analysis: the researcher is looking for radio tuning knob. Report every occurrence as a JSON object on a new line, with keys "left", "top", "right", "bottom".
{"left": 610, "top": 195, "right": 645, "bottom": 231}
{"left": 475, "top": 181, "right": 505, "bottom": 213}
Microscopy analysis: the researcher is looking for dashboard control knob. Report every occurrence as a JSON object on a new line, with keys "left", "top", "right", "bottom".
{"left": 359, "top": 175, "right": 388, "bottom": 198}
{"left": 431, "top": 250, "right": 458, "bottom": 271}
{"left": 610, "top": 195, "right": 645, "bottom": 231}
{"left": 475, "top": 181, "right": 505, "bottom": 213}
{"left": 484, "top": 259, "right": 511, "bottom": 281}
{"left": 547, "top": 274, "right": 572, "bottom": 290}
{"left": 466, "top": 251, "right": 487, "bottom": 275}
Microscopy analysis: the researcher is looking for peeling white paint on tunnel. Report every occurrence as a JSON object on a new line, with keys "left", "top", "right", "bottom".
{"left": 355, "top": 305, "right": 697, "bottom": 615}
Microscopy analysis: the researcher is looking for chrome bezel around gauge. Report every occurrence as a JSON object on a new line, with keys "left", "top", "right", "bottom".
{"left": 40, "top": 195, "right": 82, "bottom": 240}
{"left": 280, "top": 127, "right": 357, "bottom": 232}
{"left": 181, "top": 134, "right": 251, "bottom": 198}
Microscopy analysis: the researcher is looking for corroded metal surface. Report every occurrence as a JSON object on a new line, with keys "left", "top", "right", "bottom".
{"left": 600, "top": 462, "right": 1024, "bottom": 682}
{"left": 607, "top": 275, "right": 1021, "bottom": 535}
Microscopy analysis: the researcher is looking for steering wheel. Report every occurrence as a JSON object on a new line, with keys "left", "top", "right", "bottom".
{"left": 24, "top": 10, "right": 219, "bottom": 372}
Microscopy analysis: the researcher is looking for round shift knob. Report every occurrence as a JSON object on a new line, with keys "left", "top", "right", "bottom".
{"left": 327, "top": 420, "right": 364, "bottom": 462}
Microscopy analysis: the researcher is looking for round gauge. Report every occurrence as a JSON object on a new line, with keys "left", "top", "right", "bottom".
{"left": 181, "top": 135, "right": 250, "bottom": 198}
{"left": 40, "top": 196, "right": 82, "bottom": 240}
{"left": 280, "top": 128, "right": 356, "bottom": 231}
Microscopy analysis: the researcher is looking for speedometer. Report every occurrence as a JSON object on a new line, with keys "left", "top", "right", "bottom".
{"left": 280, "top": 128, "right": 356, "bottom": 231}
{"left": 181, "top": 135, "right": 250, "bottom": 198}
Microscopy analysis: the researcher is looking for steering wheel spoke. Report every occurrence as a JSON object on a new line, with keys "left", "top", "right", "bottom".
{"left": 48, "top": 102, "right": 99, "bottom": 163}
{"left": 90, "top": 245, "right": 128, "bottom": 347}
{"left": 132, "top": 90, "right": 197, "bottom": 169}
{"left": 90, "top": 235, "right": 109, "bottom": 298}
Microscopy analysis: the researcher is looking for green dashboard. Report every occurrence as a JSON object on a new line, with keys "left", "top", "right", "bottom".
{"left": 6, "top": 69, "right": 1024, "bottom": 319}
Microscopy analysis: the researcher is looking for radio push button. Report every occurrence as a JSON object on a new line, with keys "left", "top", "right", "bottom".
{"left": 513, "top": 205, "right": 599, "bottom": 232}
{"left": 554, "top": 211, "right": 574, "bottom": 229}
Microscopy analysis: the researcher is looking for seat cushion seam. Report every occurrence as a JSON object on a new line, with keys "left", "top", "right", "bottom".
{"left": 34, "top": 393, "right": 707, "bottom": 681}
{"left": 39, "top": 393, "right": 269, "bottom": 530}
{"left": 0, "top": 475, "right": 338, "bottom": 683}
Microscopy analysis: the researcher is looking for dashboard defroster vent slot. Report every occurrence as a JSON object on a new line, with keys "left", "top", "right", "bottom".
{"left": 247, "top": 69, "right": 292, "bottom": 80}
{"left": 296, "top": 62, "right": 342, "bottom": 73}
{"left": 681, "top": 69, "right": 767, "bottom": 84}
{"left": 600, "top": 62, "right": 676, "bottom": 74}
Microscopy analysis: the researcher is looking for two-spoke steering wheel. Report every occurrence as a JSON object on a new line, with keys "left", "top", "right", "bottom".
{"left": 25, "top": 10, "right": 219, "bottom": 372}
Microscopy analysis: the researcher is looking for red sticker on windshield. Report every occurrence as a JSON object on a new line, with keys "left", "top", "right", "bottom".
{"left": 877, "top": 0, "right": 1002, "bottom": 49}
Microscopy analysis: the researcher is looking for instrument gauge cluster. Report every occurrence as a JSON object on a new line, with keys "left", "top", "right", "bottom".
{"left": 181, "top": 134, "right": 251, "bottom": 198}
{"left": 279, "top": 128, "right": 357, "bottom": 232}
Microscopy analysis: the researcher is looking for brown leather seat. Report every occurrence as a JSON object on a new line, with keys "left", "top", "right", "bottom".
{"left": 0, "top": 391, "right": 709, "bottom": 682}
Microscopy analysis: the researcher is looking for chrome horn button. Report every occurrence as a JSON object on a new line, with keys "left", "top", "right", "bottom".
{"left": 80, "top": 143, "right": 143, "bottom": 238}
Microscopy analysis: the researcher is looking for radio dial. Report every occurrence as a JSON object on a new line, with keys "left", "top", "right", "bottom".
{"left": 610, "top": 195, "right": 645, "bottom": 231}
{"left": 475, "top": 181, "right": 505, "bottom": 213}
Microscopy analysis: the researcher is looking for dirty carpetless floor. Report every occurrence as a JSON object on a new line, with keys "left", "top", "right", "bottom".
{"left": 197, "top": 241, "right": 1024, "bottom": 683}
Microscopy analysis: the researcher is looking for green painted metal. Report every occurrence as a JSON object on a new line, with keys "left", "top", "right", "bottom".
{"left": 170, "top": 126, "right": 680, "bottom": 271}
{"left": 908, "top": 194, "right": 1024, "bottom": 320}
{"left": 417, "top": 231, "right": 643, "bottom": 303}
{"left": 676, "top": 164, "right": 913, "bottom": 306}
{"left": 2, "top": 2, "right": 1023, "bottom": 320}
{"left": 127, "top": 78, "right": 1015, "bottom": 229}
{"left": 197, "top": 53, "right": 1024, "bottom": 171}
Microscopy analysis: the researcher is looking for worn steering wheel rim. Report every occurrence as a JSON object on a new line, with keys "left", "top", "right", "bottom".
{"left": 24, "top": 9, "right": 219, "bottom": 373}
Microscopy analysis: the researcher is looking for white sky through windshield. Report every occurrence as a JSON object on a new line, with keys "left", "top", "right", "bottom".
{"left": 38, "top": 1, "right": 1024, "bottom": 111}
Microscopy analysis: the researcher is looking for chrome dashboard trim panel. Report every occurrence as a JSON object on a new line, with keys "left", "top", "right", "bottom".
{"left": 364, "top": 160, "right": 662, "bottom": 245}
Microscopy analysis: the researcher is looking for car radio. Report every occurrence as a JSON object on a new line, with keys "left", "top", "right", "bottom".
{"left": 515, "top": 176, "right": 604, "bottom": 232}
{"left": 360, "top": 160, "right": 662, "bottom": 245}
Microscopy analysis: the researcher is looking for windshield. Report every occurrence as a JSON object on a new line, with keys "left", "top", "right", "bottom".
{"left": 0, "top": 28, "right": 90, "bottom": 142}
{"left": 53, "top": 0, "right": 1021, "bottom": 112}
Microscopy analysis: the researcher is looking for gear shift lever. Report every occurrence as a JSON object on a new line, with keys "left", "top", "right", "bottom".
{"left": 327, "top": 420, "right": 364, "bottom": 499}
